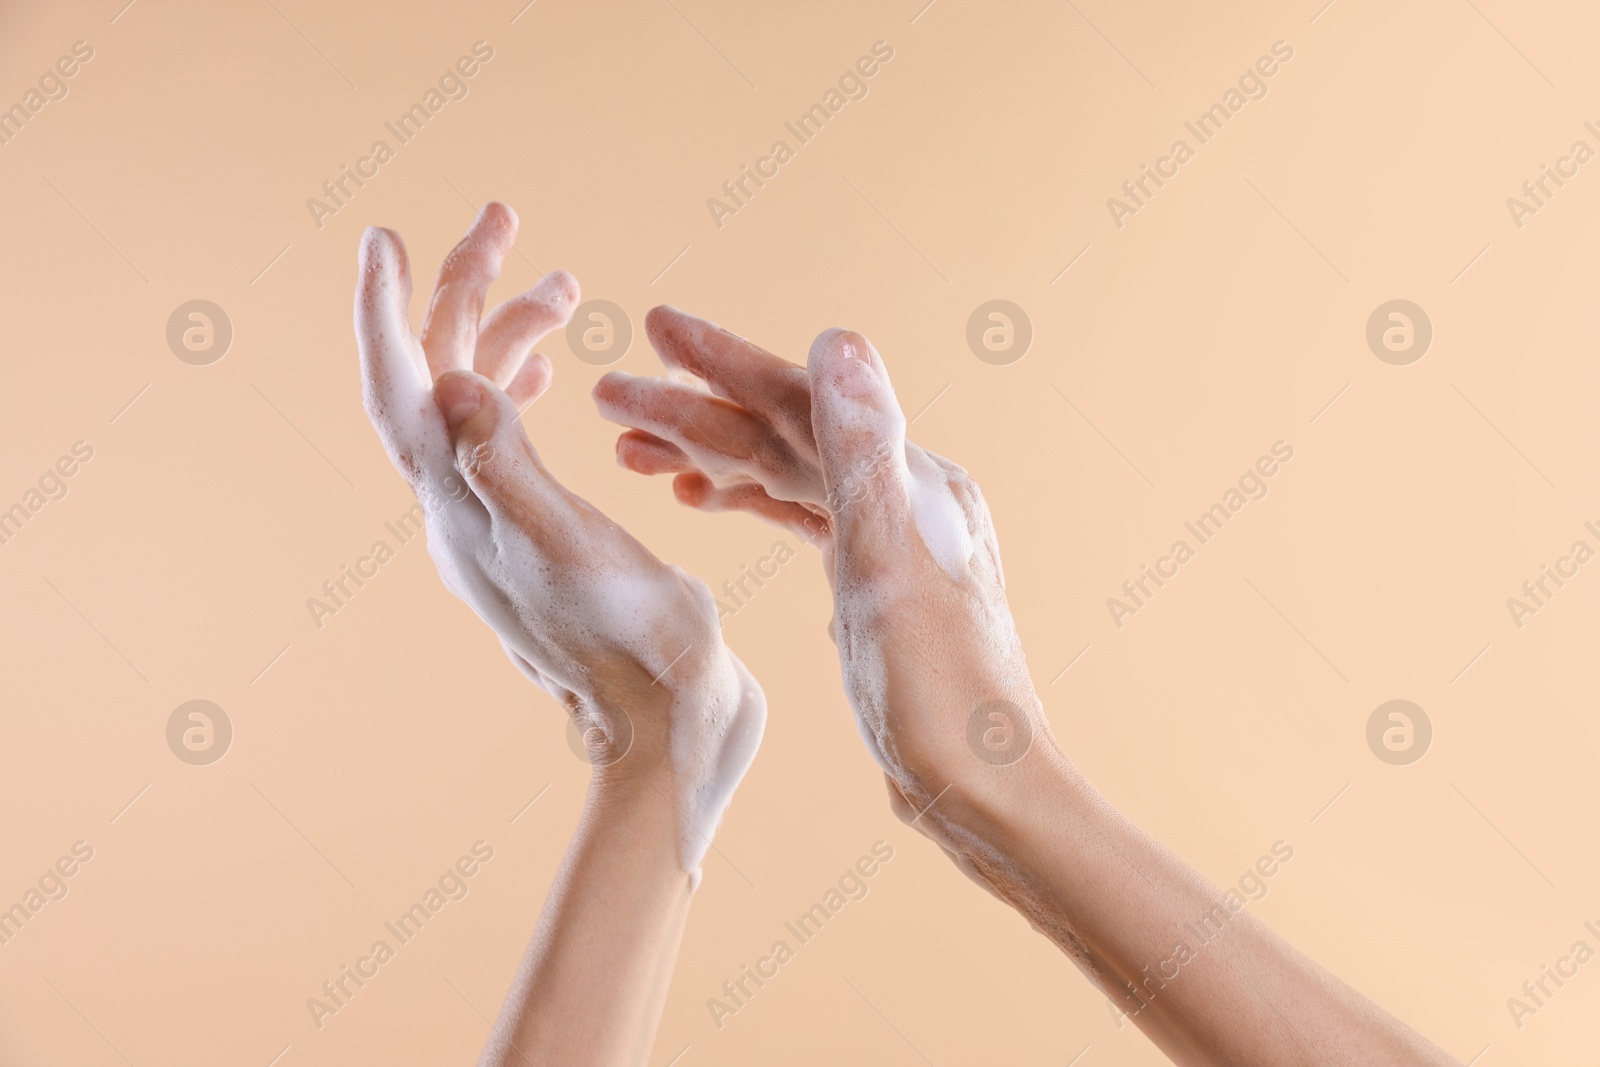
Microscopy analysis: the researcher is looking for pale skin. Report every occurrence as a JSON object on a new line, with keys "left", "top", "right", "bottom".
{"left": 354, "top": 201, "right": 1458, "bottom": 1065}
{"left": 354, "top": 204, "right": 763, "bottom": 1066}
{"left": 593, "top": 308, "right": 1465, "bottom": 1066}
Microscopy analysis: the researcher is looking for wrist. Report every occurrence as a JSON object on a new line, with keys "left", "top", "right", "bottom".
{"left": 583, "top": 649, "right": 765, "bottom": 884}
{"left": 894, "top": 713, "right": 1092, "bottom": 892}
{"left": 584, "top": 649, "right": 757, "bottom": 788}
{"left": 882, "top": 680, "right": 1057, "bottom": 809}
{"left": 963, "top": 738, "right": 1090, "bottom": 846}
{"left": 580, "top": 770, "right": 697, "bottom": 874}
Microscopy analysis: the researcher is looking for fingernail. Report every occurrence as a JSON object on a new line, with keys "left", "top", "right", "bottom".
{"left": 434, "top": 375, "right": 482, "bottom": 432}
{"left": 837, "top": 333, "right": 865, "bottom": 361}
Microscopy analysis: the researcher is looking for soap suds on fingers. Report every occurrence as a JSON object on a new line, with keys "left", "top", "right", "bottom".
{"left": 355, "top": 214, "right": 766, "bottom": 888}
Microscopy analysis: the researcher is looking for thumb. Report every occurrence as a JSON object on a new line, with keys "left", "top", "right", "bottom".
{"left": 806, "top": 328, "right": 912, "bottom": 553}
{"left": 432, "top": 370, "right": 562, "bottom": 520}
{"left": 434, "top": 369, "right": 505, "bottom": 457}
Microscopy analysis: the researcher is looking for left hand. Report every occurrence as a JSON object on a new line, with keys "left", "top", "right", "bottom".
{"left": 354, "top": 208, "right": 765, "bottom": 860}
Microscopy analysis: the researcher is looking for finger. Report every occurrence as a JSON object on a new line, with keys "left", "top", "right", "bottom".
{"left": 807, "top": 328, "right": 912, "bottom": 557}
{"left": 476, "top": 270, "right": 580, "bottom": 387}
{"left": 594, "top": 371, "right": 821, "bottom": 500}
{"left": 355, "top": 226, "right": 425, "bottom": 408}
{"left": 594, "top": 371, "right": 765, "bottom": 462}
{"left": 616, "top": 429, "right": 696, "bottom": 476}
{"left": 356, "top": 226, "right": 448, "bottom": 489}
{"left": 673, "top": 471, "right": 832, "bottom": 551}
{"left": 645, "top": 305, "right": 814, "bottom": 442}
{"left": 434, "top": 371, "right": 683, "bottom": 697}
{"left": 433, "top": 369, "right": 577, "bottom": 546}
{"left": 420, "top": 202, "right": 518, "bottom": 380}
{"left": 505, "top": 352, "right": 554, "bottom": 410}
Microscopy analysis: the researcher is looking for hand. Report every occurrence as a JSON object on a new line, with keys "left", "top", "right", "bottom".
{"left": 593, "top": 312, "right": 1466, "bottom": 1067}
{"left": 354, "top": 210, "right": 764, "bottom": 867}
{"left": 592, "top": 307, "right": 1047, "bottom": 812}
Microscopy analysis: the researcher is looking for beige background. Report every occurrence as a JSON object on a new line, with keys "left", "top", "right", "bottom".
{"left": 1, "top": 0, "right": 1596, "bottom": 1063}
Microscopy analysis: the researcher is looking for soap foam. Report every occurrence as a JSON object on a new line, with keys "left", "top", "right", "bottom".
{"left": 428, "top": 409, "right": 769, "bottom": 879}
{"left": 804, "top": 328, "right": 1031, "bottom": 809}
{"left": 906, "top": 450, "right": 981, "bottom": 582}
{"left": 359, "top": 234, "right": 763, "bottom": 884}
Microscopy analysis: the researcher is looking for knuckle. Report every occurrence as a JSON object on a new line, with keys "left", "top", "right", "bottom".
{"left": 460, "top": 440, "right": 498, "bottom": 479}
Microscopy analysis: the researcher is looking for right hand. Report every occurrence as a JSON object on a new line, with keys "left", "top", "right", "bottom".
{"left": 592, "top": 307, "right": 1050, "bottom": 807}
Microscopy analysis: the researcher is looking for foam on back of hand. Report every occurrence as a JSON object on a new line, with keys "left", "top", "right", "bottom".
{"left": 439, "top": 398, "right": 767, "bottom": 879}
{"left": 358, "top": 227, "right": 764, "bottom": 886}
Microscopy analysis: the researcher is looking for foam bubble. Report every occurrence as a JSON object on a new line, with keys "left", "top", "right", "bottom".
{"left": 395, "top": 399, "right": 764, "bottom": 882}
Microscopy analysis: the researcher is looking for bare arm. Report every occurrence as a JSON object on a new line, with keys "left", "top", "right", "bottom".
{"left": 592, "top": 307, "right": 1457, "bottom": 1066}
{"left": 355, "top": 212, "right": 763, "bottom": 1065}
{"left": 479, "top": 772, "right": 696, "bottom": 1066}
{"left": 910, "top": 736, "right": 1453, "bottom": 1064}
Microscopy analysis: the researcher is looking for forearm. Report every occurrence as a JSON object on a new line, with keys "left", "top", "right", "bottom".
{"left": 587, "top": 304, "right": 1454, "bottom": 1061}
{"left": 934, "top": 743, "right": 1457, "bottom": 1066}
{"left": 479, "top": 772, "right": 693, "bottom": 1067}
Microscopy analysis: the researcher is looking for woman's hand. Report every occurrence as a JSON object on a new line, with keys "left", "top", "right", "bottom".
{"left": 591, "top": 307, "right": 1045, "bottom": 814}
{"left": 593, "top": 306, "right": 1461, "bottom": 1067}
{"left": 355, "top": 211, "right": 764, "bottom": 865}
